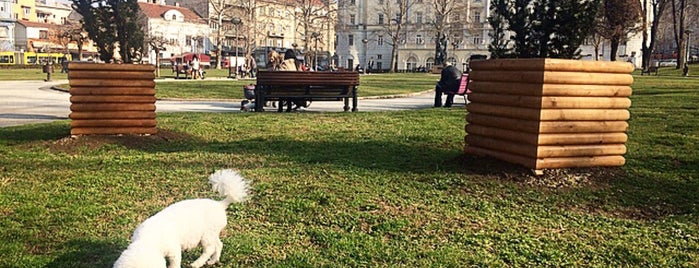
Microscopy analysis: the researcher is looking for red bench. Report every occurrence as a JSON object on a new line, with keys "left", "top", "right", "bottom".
{"left": 454, "top": 73, "right": 471, "bottom": 103}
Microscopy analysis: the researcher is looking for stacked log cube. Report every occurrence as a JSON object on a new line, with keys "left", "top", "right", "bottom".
{"left": 465, "top": 58, "right": 634, "bottom": 171}
{"left": 68, "top": 62, "right": 157, "bottom": 135}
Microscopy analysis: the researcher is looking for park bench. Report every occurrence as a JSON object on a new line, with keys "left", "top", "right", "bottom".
{"left": 254, "top": 71, "right": 359, "bottom": 112}
{"left": 641, "top": 66, "right": 659, "bottom": 75}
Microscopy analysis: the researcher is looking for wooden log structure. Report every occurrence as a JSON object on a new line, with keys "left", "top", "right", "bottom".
{"left": 68, "top": 62, "right": 157, "bottom": 135}
{"left": 464, "top": 58, "right": 634, "bottom": 171}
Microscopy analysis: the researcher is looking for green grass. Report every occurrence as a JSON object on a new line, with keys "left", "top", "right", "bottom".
{"left": 0, "top": 66, "right": 69, "bottom": 81}
{"left": 153, "top": 73, "right": 437, "bottom": 99}
{"left": 0, "top": 75, "right": 698, "bottom": 267}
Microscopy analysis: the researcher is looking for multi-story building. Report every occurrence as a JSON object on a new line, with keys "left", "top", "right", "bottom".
{"left": 11, "top": 0, "right": 37, "bottom": 21}
{"left": 0, "top": 0, "right": 15, "bottom": 51}
{"left": 336, "top": 0, "right": 490, "bottom": 72}
{"left": 35, "top": 0, "right": 72, "bottom": 25}
{"left": 138, "top": 1, "right": 211, "bottom": 64}
{"left": 172, "top": 0, "right": 336, "bottom": 69}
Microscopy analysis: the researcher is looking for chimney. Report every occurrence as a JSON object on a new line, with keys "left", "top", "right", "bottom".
{"left": 175, "top": 2, "right": 179, "bottom": 6}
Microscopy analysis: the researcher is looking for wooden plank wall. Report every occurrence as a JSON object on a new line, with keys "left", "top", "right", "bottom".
{"left": 465, "top": 58, "right": 634, "bottom": 170}
{"left": 68, "top": 63, "right": 157, "bottom": 135}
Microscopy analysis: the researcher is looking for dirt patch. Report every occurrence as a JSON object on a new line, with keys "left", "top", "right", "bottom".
{"left": 41, "top": 129, "right": 194, "bottom": 154}
{"left": 455, "top": 154, "right": 625, "bottom": 189}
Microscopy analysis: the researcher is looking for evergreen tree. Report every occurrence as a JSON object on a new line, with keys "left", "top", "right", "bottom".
{"left": 487, "top": 0, "right": 600, "bottom": 59}
{"left": 487, "top": 0, "right": 511, "bottom": 58}
{"left": 72, "top": 0, "right": 144, "bottom": 63}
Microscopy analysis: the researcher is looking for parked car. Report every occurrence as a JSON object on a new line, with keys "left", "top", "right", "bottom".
{"left": 658, "top": 59, "right": 678, "bottom": 67}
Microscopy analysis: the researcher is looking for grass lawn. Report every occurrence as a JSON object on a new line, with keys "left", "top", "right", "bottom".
{"left": 60, "top": 72, "right": 438, "bottom": 100}
{"left": 0, "top": 74, "right": 698, "bottom": 267}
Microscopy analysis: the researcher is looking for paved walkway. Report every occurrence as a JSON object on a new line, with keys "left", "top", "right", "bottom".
{"left": 0, "top": 79, "right": 466, "bottom": 128}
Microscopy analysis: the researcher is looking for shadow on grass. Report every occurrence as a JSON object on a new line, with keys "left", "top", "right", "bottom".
{"left": 44, "top": 239, "right": 123, "bottom": 268}
{"left": 442, "top": 154, "right": 698, "bottom": 220}
{"left": 0, "top": 122, "right": 69, "bottom": 143}
{"left": 9, "top": 126, "right": 699, "bottom": 221}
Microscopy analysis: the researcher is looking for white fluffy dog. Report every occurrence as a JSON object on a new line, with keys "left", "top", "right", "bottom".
{"left": 113, "top": 169, "right": 249, "bottom": 268}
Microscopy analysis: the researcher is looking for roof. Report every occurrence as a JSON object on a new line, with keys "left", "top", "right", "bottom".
{"left": 16, "top": 20, "right": 56, "bottom": 29}
{"left": 138, "top": 2, "right": 206, "bottom": 24}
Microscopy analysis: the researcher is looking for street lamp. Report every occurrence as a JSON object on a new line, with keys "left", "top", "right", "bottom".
{"left": 685, "top": 29, "right": 693, "bottom": 63}
{"left": 361, "top": 38, "right": 368, "bottom": 74}
{"left": 311, "top": 32, "right": 320, "bottom": 70}
{"left": 685, "top": 29, "right": 693, "bottom": 76}
{"left": 229, "top": 17, "right": 242, "bottom": 79}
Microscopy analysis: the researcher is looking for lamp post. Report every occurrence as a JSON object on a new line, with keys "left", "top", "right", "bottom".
{"left": 686, "top": 29, "right": 693, "bottom": 63}
{"left": 229, "top": 17, "right": 242, "bottom": 79}
{"left": 361, "top": 38, "right": 368, "bottom": 74}
{"left": 311, "top": 32, "right": 320, "bottom": 71}
{"left": 685, "top": 29, "right": 693, "bottom": 76}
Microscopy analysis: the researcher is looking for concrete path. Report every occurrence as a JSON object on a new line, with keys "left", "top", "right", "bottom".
{"left": 0, "top": 79, "right": 466, "bottom": 128}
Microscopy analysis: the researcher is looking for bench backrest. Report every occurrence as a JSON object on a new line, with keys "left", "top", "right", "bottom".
{"left": 256, "top": 71, "right": 360, "bottom": 87}
{"left": 455, "top": 73, "right": 470, "bottom": 95}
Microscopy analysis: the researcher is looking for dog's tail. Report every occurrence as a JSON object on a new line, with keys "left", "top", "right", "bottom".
{"left": 208, "top": 169, "right": 250, "bottom": 206}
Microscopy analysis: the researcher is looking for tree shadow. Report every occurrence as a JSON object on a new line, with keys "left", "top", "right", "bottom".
{"left": 43, "top": 238, "right": 123, "bottom": 268}
{"left": 0, "top": 122, "right": 69, "bottom": 142}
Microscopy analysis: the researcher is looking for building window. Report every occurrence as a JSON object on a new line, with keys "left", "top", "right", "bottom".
{"left": 350, "top": 14, "right": 356, "bottom": 25}
{"left": 473, "top": 34, "right": 482, "bottom": 45}
{"left": 350, "top": 0, "right": 355, "bottom": 5}
{"left": 378, "top": 35, "right": 384, "bottom": 46}
{"left": 39, "top": 30, "right": 48, "bottom": 39}
{"left": 395, "top": 13, "right": 401, "bottom": 23}
{"left": 416, "top": 12, "right": 423, "bottom": 24}
{"left": 416, "top": 34, "right": 423, "bottom": 44}
{"left": 349, "top": 35, "right": 354, "bottom": 46}
{"left": 377, "top": 61, "right": 382, "bottom": 70}
{"left": 378, "top": 14, "right": 384, "bottom": 25}
{"left": 378, "top": 0, "right": 383, "bottom": 3}
{"left": 474, "top": 11, "right": 481, "bottom": 23}
{"left": 186, "top": 35, "right": 192, "bottom": 46}
{"left": 22, "top": 6, "right": 30, "bottom": 16}
{"left": 377, "top": 54, "right": 382, "bottom": 60}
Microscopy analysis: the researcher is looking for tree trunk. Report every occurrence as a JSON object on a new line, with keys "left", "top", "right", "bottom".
{"left": 610, "top": 39, "right": 619, "bottom": 61}
{"left": 641, "top": 0, "right": 649, "bottom": 69}
{"left": 77, "top": 42, "right": 84, "bottom": 61}
{"left": 390, "top": 44, "right": 398, "bottom": 73}
{"left": 154, "top": 48, "right": 161, "bottom": 77}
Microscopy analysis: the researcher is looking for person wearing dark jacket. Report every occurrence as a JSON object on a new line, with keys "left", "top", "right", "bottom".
{"left": 434, "top": 63, "right": 462, "bottom": 107}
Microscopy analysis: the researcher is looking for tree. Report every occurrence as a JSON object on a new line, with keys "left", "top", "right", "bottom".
{"left": 288, "top": 0, "right": 335, "bottom": 67}
{"left": 598, "top": 0, "right": 642, "bottom": 61}
{"left": 377, "top": 0, "right": 415, "bottom": 72}
{"left": 431, "top": 0, "right": 464, "bottom": 65}
{"left": 487, "top": 0, "right": 511, "bottom": 58}
{"left": 488, "top": 0, "right": 599, "bottom": 59}
{"left": 144, "top": 29, "right": 174, "bottom": 77}
{"left": 210, "top": 0, "right": 238, "bottom": 69}
{"left": 57, "top": 21, "right": 89, "bottom": 61}
{"left": 670, "top": 0, "right": 691, "bottom": 68}
{"left": 72, "top": 0, "right": 144, "bottom": 63}
{"left": 640, "top": 0, "right": 669, "bottom": 70}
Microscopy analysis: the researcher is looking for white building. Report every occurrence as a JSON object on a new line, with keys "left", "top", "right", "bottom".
{"left": 0, "top": 0, "right": 15, "bottom": 51}
{"left": 138, "top": 1, "right": 211, "bottom": 64}
{"left": 336, "top": 0, "right": 490, "bottom": 72}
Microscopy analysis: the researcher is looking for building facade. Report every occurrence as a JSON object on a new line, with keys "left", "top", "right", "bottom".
{"left": 138, "top": 1, "right": 211, "bottom": 64}
{"left": 336, "top": 0, "right": 490, "bottom": 72}
{"left": 171, "top": 0, "right": 336, "bottom": 69}
{"left": 0, "top": 0, "right": 15, "bottom": 51}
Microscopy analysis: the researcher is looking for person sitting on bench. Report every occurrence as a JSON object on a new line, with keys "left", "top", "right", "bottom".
{"left": 434, "top": 62, "right": 463, "bottom": 107}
